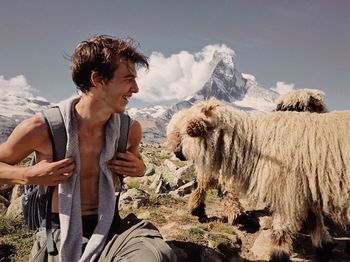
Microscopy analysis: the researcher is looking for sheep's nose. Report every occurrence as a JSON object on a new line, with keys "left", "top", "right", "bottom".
{"left": 174, "top": 149, "right": 187, "bottom": 161}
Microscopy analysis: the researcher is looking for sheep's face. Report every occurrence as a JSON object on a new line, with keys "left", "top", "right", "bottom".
{"left": 275, "top": 89, "right": 328, "bottom": 113}
{"left": 166, "top": 109, "right": 189, "bottom": 161}
{"left": 166, "top": 100, "right": 222, "bottom": 162}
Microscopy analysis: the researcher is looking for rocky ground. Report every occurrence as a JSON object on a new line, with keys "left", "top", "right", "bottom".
{"left": 1, "top": 144, "right": 350, "bottom": 261}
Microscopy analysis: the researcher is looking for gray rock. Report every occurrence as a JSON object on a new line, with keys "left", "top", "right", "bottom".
{"left": 162, "top": 172, "right": 184, "bottom": 190}
{"left": 174, "top": 164, "right": 195, "bottom": 183}
{"left": 144, "top": 163, "right": 156, "bottom": 176}
{"left": 251, "top": 229, "right": 271, "bottom": 260}
{"left": 155, "top": 180, "right": 170, "bottom": 194}
{"left": 149, "top": 173, "right": 163, "bottom": 190}
{"left": 10, "top": 185, "right": 24, "bottom": 202}
{"left": 5, "top": 195, "right": 23, "bottom": 219}
{"left": 163, "top": 159, "right": 178, "bottom": 172}
{"left": 170, "top": 181, "right": 196, "bottom": 197}
{"left": 119, "top": 188, "right": 150, "bottom": 209}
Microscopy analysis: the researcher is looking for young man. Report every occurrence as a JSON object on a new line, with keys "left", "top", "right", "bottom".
{"left": 0, "top": 35, "right": 176, "bottom": 262}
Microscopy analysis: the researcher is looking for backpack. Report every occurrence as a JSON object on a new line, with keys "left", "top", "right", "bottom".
{"left": 22, "top": 106, "right": 130, "bottom": 255}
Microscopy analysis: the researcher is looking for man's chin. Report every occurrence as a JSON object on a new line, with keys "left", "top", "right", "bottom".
{"left": 115, "top": 106, "right": 126, "bottom": 113}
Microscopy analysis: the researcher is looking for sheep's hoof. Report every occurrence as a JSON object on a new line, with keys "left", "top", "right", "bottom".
{"left": 234, "top": 211, "right": 260, "bottom": 233}
{"left": 191, "top": 203, "right": 208, "bottom": 223}
{"left": 314, "top": 241, "right": 336, "bottom": 261}
{"left": 269, "top": 251, "right": 290, "bottom": 262}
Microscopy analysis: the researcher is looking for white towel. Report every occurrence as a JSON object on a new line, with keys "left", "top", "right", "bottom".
{"left": 57, "top": 96, "right": 121, "bottom": 262}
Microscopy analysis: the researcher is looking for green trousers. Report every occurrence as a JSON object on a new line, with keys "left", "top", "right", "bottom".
{"left": 29, "top": 214, "right": 176, "bottom": 262}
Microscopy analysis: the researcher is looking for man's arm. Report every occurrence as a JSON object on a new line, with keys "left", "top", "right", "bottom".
{"left": 0, "top": 115, "right": 74, "bottom": 185}
{"left": 107, "top": 120, "right": 145, "bottom": 177}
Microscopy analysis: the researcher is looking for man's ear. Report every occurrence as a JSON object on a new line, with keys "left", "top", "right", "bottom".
{"left": 91, "top": 72, "right": 105, "bottom": 88}
{"left": 186, "top": 119, "right": 207, "bottom": 137}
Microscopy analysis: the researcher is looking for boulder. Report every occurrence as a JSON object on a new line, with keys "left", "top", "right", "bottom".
{"left": 119, "top": 188, "right": 150, "bottom": 209}
{"left": 251, "top": 229, "right": 271, "bottom": 260}
{"left": 5, "top": 195, "right": 23, "bottom": 219}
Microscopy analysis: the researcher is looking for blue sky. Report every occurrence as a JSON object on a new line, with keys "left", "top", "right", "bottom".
{"left": 0, "top": 0, "right": 349, "bottom": 110}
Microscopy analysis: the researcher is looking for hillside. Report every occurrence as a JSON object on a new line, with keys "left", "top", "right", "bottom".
{"left": 1, "top": 144, "right": 349, "bottom": 261}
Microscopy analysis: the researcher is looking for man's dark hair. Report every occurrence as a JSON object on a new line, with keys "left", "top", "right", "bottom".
{"left": 71, "top": 35, "right": 149, "bottom": 93}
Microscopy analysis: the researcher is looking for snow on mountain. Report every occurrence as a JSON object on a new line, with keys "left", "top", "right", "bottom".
{"left": 0, "top": 76, "right": 53, "bottom": 142}
{"left": 159, "top": 50, "right": 278, "bottom": 120}
{"left": 127, "top": 105, "right": 167, "bottom": 119}
{"left": 188, "top": 51, "right": 277, "bottom": 107}
{"left": 1, "top": 93, "right": 51, "bottom": 118}
{"left": 130, "top": 49, "right": 280, "bottom": 143}
{"left": 0, "top": 75, "right": 52, "bottom": 118}
{"left": 0, "top": 94, "right": 52, "bottom": 143}
{"left": 233, "top": 73, "right": 279, "bottom": 112}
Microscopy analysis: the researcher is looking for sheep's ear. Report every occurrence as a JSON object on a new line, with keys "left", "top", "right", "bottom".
{"left": 186, "top": 119, "right": 207, "bottom": 137}
{"left": 200, "top": 101, "right": 220, "bottom": 116}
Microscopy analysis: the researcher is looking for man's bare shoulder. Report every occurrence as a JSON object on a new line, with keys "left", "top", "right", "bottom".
{"left": 126, "top": 120, "right": 142, "bottom": 155}
{"left": 129, "top": 120, "right": 142, "bottom": 144}
{"left": 0, "top": 114, "right": 50, "bottom": 164}
{"left": 8, "top": 114, "right": 47, "bottom": 141}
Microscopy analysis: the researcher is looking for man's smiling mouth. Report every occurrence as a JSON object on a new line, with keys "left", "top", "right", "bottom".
{"left": 123, "top": 96, "right": 131, "bottom": 102}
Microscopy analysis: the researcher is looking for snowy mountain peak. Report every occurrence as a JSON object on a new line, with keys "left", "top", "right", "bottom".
{"left": 189, "top": 50, "right": 246, "bottom": 103}
{"left": 241, "top": 73, "right": 257, "bottom": 84}
{"left": 210, "top": 50, "right": 235, "bottom": 70}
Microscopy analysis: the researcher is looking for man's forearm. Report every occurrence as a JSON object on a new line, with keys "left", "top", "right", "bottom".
{"left": 0, "top": 162, "right": 29, "bottom": 185}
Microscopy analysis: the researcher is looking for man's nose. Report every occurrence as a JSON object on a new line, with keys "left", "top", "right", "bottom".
{"left": 131, "top": 81, "right": 139, "bottom": 93}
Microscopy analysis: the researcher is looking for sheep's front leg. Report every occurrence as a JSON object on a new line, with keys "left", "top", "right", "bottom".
{"left": 188, "top": 172, "right": 210, "bottom": 223}
{"left": 222, "top": 192, "right": 244, "bottom": 225}
{"left": 270, "top": 214, "right": 295, "bottom": 262}
{"left": 188, "top": 188, "right": 208, "bottom": 222}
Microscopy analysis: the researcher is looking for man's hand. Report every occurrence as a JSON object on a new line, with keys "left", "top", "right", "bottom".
{"left": 24, "top": 157, "right": 75, "bottom": 186}
{"left": 107, "top": 152, "right": 145, "bottom": 177}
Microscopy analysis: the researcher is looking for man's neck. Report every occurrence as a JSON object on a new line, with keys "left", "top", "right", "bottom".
{"left": 74, "top": 94, "right": 113, "bottom": 134}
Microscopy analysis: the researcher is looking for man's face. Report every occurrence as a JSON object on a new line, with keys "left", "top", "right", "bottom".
{"left": 102, "top": 59, "right": 138, "bottom": 113}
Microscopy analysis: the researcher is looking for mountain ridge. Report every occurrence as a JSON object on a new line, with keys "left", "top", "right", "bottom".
{"left": 128, "top": 51, "right": 279, "bottom": 143}
{"left": 0, "top": 50, "right": 279, "bottom": 144}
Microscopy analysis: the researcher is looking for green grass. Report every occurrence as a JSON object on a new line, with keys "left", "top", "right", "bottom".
{"left": 0, "top": 215, "right": 33, "bottom": 262}
{"left": 208, "top": 233, "right": 231, "bottom": 248}
{"left": 148, "top": 193, "right": 186, "bottom": 207}
{"left": 175, "top": 227, "right": 208, "bottom": 246}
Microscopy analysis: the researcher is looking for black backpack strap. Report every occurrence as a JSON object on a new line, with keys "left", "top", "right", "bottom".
{"left": 117, "top": 114, "right": 131, "bottom": 156}
{"left": 40, "top": 106, "right": 67, "bottom": 255}
{"left": 114, "top": 113, "right": 131, "bottom": 218}
{"left": 116, "top": 113, "right": 131, "bottom": 185}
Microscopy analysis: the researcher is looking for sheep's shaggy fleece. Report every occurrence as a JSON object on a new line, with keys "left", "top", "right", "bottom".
{"left": 167, "top": 100, "right": 350, "bottom": 260}
{"left": 275, "top": 88, "right": 327, "bottom": 113}
{"left": 183, "top": 88, "right": 329, "bottom": 225}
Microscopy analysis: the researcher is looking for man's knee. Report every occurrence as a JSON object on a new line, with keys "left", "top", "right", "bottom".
{"left": 139, "top": 238, "right": 176, "bottom": 262}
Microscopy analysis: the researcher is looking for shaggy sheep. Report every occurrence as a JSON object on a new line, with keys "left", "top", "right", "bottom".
{"left": 166, "top": 107, "right": 241, "bottom": 223}
{"left": 166, "top": 100, "right": 350, "bottom": 261}
{"left": 275, "top": 88, "right": 327, "bottom": 113}
{"left": 183, "top": 89, "right": 329, "bottom": 226}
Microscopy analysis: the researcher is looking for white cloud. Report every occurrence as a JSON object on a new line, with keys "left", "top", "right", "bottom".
{"left": 0, "top": 75, "right": 37, "bottom": 97}
{"left": 271, "top": 81, "right": 295, "bottom": 95}
{"left": 135, "top": 44, "right": 235, "bottom": 102}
